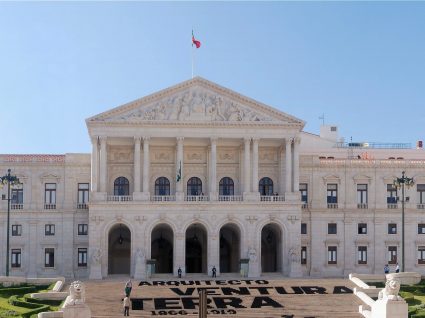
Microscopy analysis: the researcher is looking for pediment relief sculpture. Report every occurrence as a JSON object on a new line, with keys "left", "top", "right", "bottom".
{"left": 153, "top": 151, "right": 172, "bottom": 162}
{"left": 40, "top": 173, "right": 61, "bottom": 183}
{"left": 219, "top": 151, "right": 236, "bottom": 161}
{"left": 259, "top": 150, "right": 277, "bottom": 162}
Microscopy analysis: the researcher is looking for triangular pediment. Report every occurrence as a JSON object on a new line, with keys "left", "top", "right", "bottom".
{"left": 87, "top": 77, "right": 304, "bottom": 127}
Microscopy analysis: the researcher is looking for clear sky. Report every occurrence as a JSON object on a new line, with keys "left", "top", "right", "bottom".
{"left": 1, "top": 1, "right": 424, "bottom": 154}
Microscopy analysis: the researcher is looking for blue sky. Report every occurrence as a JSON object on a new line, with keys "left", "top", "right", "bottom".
{"left": 1, "top": 1, "right": 424, "bottom": 154}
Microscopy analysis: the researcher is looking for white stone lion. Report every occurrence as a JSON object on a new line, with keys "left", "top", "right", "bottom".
{"left": 62, "top": 280, "right": 86, "bottom": 308}
{"left": 378, "top": 278, "right": 403, "bottom": 301}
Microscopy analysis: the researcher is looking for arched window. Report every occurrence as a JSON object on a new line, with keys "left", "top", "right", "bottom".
{"left": 259, "top": 177, "right": 274, "bottom": 195}
{"left": 114, "top": 177, "right": 129, "bottom": 196}
{"left": 187, "top": 177, "right": 202, "bottom": 196}
{"left": 155, "top": 177, "right": 170, "bottom": 195}
{"left": 219, "top": 177, "right": 234, "bottom": 195}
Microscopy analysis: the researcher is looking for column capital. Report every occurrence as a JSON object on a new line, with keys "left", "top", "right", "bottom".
{"left": 134, "top": 136, "right": 142, "bottom": 143}
{"left": 177, "top": 137, "right": 184, "bottom": 143}
{"left": 210, "top": 137, "right": 218, "bottom": 144}
{"left": 91, "top": 136, "right": 99, "bottom": 145}
{"left": 244, "top": 137, "right": 251, "bottom": 144}
{"left": 252, "top": 137, "right": 260, "bottom": 143}
{"left": 143, "top": 136, "right": 150, "bottom": 142}
{"left": 293, "top": 136, "right": 301, "bottom": 144}
{"left": 99, "top": 136, "right": 107, "bottom": 143}
{"left": 285, "top": 137, "right": 292, "bottom": 145}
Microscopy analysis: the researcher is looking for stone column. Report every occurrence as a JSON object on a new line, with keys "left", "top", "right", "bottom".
{"left": 176, "top": 137, "right": 184, "bottom": 201}
{"left": 243, "top": 138, "right": 251, "bottom": 194}
{"left": 174, "top": 232, "right": 186, "bottom": 276}
{"left": 209, "top": 138, "right": 218, "bottom": 201}
{"left": 293, "top": 137, "right": 300, "bottom": 192}
{"left": 133, "top": 137, "right": 141, "bottom": 193}
{"left": 142, "top": 137, "right": 150, "bottom": 200}
{"left": 252, "top": 138, "right": 259, "bottom": 194}
{"left": 99, "top": 136, "right": 107, "bottom": 194}
{"left": 279, "top": 145, "right": 285, "bottom": 195}
{"left": 285, "top": 138, "right": 292, "bottom": 193}
{"left": 27, "top": 221, "right": 38, "bottom": 277}
{"left": 91, "top": 137, "right": 99, "bottom": 192}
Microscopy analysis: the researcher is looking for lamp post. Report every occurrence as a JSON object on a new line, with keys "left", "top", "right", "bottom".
{"left": 393, "top": 171, "right": 414, "bottom": 272}
{"left": 1, "top": 169, "right": 20, "bottom": 277}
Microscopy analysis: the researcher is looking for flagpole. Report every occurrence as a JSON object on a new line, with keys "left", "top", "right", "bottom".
{"left": 192, "top": 43, "right": 194, "bottom": 79}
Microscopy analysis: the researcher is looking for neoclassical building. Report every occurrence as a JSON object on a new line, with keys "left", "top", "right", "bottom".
{"left": 1, "top": 77, "right": 425, "bottom": 279}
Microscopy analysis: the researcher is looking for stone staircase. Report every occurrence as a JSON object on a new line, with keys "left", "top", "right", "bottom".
{"left": 85, "top": 276, "right": 363, "bottom": 318}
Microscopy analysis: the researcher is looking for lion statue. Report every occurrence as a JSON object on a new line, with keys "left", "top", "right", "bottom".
{"left": 378, "top": 278, "right": 403, "bottom": 301}
{"left": 62, "top": 280, "right": 86, "bottom": 308}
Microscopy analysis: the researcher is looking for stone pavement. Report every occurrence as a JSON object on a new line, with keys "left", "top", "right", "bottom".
{"left": 85, "top": 275, "right": 363, "bottom": 318}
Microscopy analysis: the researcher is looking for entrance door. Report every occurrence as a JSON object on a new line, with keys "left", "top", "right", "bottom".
{"left": 108, "top": 224, "right": 131, "bottom": 274}
{"left": 219, "top": 224, "right": 240, "bottom": 273}
{"left": 261, "top": 223, "right": 282, "bottom": 273}
{"left": 151, "top": 224, "right": 173, "bottom": 273}
{"left": 185, "top": 224, "right": 207, "bottom": 273}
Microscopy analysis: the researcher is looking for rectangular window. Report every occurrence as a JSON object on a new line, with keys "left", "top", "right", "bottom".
{"left": 11, "top": 188, "right": 23, "bottom": 204}
{"left": 45, "top": 224, "right": 55, "bottom": 236}
{"left": 45, "top": 183, "right": 56, "bottom": 209}
{"left": 44, "top": 248, "right": 55, "bottom": 267}
{"left": 358, "top": 223, "right": 367, "bottom": 234}
{"left": 358, "top": 246, "right": 367, "bottom": 264}
{"left": 387, "top": 184, "right": 398, "bottom": 204}
{"left": 418, "top": 246, "right": 425, "bottom": 264}
{"left": 418, "top": 184, "right": 425, "bottom": 205}
{"left": 78, "top": 224, "right": 88, "bottom": 236}
{"left": 388, "top": 246, "right": 397, "bottom": 264}
{"left": 328, "top": 223, "right": 337, "bottom": 235}
{"left": 300, "top": 183, "right": 308, "bottom": 203}
{"left": 327, "top": 184, "right": 338, "bottom": 204}
{"left": 301, "top": 223, "right": 307, "bottom": 235}
{"left": 78, "top": 248, "right": 88, "bottom": 267}
{"left": 11, "top": 249, "right": 21, "bottom": 268}
{"left": 77, "top": 183, "right": 89, "bottom": 209}
{"left": 301, "top": 246, "right": 307, "bottom": 265}
{"left": 11, "top": 224, "right": 22, "bottom": 236}
{"left": 419, "top": 224, "right": 425, "bottom": 234}
{"left": 388, "top": 223, "right": 397, "bottom": 234}
{"left": 328, "top": 246, "right": 337, "bottom": 264}
{"left": 357, "top": 184, "right": 368, "bottom": 206}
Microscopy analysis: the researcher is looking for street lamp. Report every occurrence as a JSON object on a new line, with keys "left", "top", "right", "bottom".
{"left": 1, "top": 169, "right": 20, "bottom": 277}
{"left": 393, "top": 171, "right": 414, "bottom": 272}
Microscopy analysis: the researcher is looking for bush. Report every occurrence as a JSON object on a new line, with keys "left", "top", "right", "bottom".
{"left": 24, "top": 295, "right": 62, "bottom": 306}
{"left": 412, "top": 311, "right": 425, "bottom": 318}
{"left": 0, "top": 286, "right": 37, "bottom": 297}
{"left": 8, "top": 295, "right": 43, "bottom": 309}
{"left": 21, "top": 305, "right": 50, "bottom": 318}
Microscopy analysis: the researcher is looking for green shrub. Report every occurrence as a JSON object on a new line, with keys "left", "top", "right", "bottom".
{"left": 8, "top": 295, "right": 43, "bottom": 309}
{"left": 412, "top": 311, "right": 425, "bottom": 318}
{"left": 21, "top": 305, "right": 50, "bottom": 318}
{"left": 0, "top": 286, "right": 37, "bottom": 297}
{"left": 24, "top": 295, "right": 62, "bottom": 306}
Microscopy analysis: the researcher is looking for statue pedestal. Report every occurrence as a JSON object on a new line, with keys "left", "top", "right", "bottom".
{"left": 289, "top": 262, "right": 302, "bottom": 278}
{"left": 89, "top": 264, "right": 102, "bottom": 280}
{"left": 134, "top": 263, "right": 146, "bottom": 280}
{"left": 371, "top": 299, "right": 408, "bottom": 318}
{"left": 63, "top": 304, "right": 91, "bottom": 318}
{"left": 248, "top": 262, "right": 260, "bottom": 278}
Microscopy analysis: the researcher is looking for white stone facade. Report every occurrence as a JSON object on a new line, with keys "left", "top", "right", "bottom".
{"left": 1, "top": 77, "right": 425, "bottom": 279}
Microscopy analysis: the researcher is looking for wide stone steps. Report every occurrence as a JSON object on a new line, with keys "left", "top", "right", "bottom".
{"left": 85, "top": 277, "right": 363, "bottom": 318}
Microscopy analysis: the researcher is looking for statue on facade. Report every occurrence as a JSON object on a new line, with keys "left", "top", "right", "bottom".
{"left": 289, "top": 247, "right": 300, "bottom": 263}
{"left": 91, "top": 248, "right": 102, "bottom": 265}
{"left": 135, "top": 248, "right": 145, "bottom": 265}
{"left": 248, "top": 247, "right": 257, "bottom": 263}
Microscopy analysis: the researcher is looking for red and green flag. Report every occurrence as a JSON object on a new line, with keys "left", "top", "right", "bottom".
{"left": 192, "top": 30, "right": 201, "bottom": 48}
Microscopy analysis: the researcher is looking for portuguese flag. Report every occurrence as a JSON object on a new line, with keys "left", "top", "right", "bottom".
{"left": 192, "top": 30, "right": 201, "bottom": 48}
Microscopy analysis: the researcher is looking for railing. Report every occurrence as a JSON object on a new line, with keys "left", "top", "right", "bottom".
{"left": 77, "top": 203, "right": 89, "bottom": 210}
{"left": 387, "top": 203, "right": 398, "bottom": 209}
{"left": 151, "top": 195, "right": 176, "bottom": 202}
{"left": 44, "top": 204, "right": 56, "bottom": 210}
{"left": 327, "top": 203, "right": 338, "bottom": 209}
{"left": 357, "top": 203, "right": 368, "bottom": 209}
{"left": 218, "top": 195, "right": 243, "bottom": 202}
{"left": 260, "top": 195, "right": 285, "bottom": 202}
{"left": 418, "top": 204, "right": 425, "bottom": 210}
{"left": 185, "top": 195, "right": 209, "bottom": 202}
{"left": 107, "top": 195, "right": 133, "bottom": 202}
{"left": 11, "top": 204, "right": 23, "bottom": 210}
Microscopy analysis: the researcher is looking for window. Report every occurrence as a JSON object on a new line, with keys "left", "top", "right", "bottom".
{"left": 358, "top": 223, "right": 367, "bottom": 234}
{"left": 328, "top": 246, "right": 337, "bottom": 264}
{"left": 78, "top": 183, "right": 89, "bottom": 208}
{"left": 219, "top": 177, "right": 234, "bottom": 196}
{"left": 259, "top": 177, "right": 274, "bottom": 196}
{"left": 11, "top": 249, "right": 21, "bottom": 268}
{"left": 419, "top": 224, "right": 425, "bottom": 234}
{"left": 78, "top": 224, "right": 88, "bottom": 236}
{"left": 388, "top": 246, "right": 397, "bottom": 264}
{"left": 45, "top": 224, "right": 55, "bottom": 236}
{"left": 328, "top": 223, "right": 337, "bottom": 235}
{"left": 418, "top": 246, "right": 425, "bottom": 264}
{"left": 388, "top": 223, "right": 397, "bottom": 234}
{"left": 327, "top": 184, "right": 338, "bottom": 203}
{"left": 301, "top": 246, "right": 307, "bottom": 265}
{"left": 187, "top": 177, "right": 202, "bottom": 196}
{"left": 301, "top": 223, "right": 307, "bottom": 235}
{"left": 45, "top": 183, "right": 56, "bottom": 208}
{"left": 357, "top": 184, "right": 368, "bottom": 207}
{"left": 418, "top": 184, "right": 425, "bottom": 205}
{"left": 78, "top": 248, "right": 88, "bottom": 267}
{"left": 358, "top": 246, "right": 367, "bottom": 264}
{"left": 300, "top": 183, "right": 308, "bottom": 203}
{"left": 44, "top": 248, "right": 55, "bottom": 267}
{"left": 387, "top": 184, "right": 398, "bottom": 204}
{"left": 155, "top": 177, "right": 170, "bottom": 196}
{"left": 114, "top": 177, "right": 129, "bottom": 196}
{"left": 11, "top": 188, "right": 23, "bottom": 204}
{"left": 12, "top": 224, "right": 22, "bottom": 236}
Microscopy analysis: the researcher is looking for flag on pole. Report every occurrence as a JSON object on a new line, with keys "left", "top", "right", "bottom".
{"left": 192, "top": 30, "right": 201, "bottom": 48}
{"left": 176, "top": 161, "right": 182, "bottom": 182}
